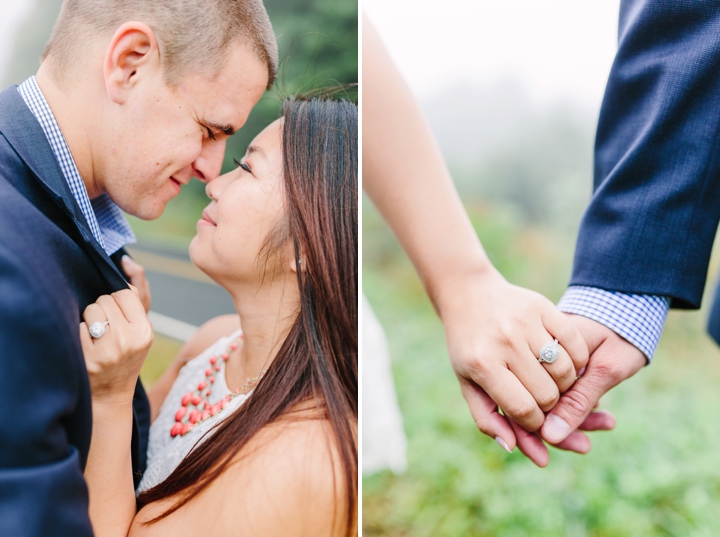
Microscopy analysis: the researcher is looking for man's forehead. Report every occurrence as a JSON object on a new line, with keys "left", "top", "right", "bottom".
{"left": 178, "top": 50, "right": 267, "bottom": 130}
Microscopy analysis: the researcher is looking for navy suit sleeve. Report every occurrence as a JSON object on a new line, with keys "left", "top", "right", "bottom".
{"left": 0, "top": 247, "right": 93, "bottom": 536}
{"left": 571, "top": 0, "right": 720, "bottom": 309}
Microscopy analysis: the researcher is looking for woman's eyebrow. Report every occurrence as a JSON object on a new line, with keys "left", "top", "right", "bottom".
{"left": 246, "top": 145, "right": 266, "bottom": 158}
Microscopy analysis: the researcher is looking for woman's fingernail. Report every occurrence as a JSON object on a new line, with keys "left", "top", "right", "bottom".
{"left": 495, "top": 436, "right": 512, "bottom": 453}
{"left": 543, "top": 415, "right": 570, "bottom": 443}
{"left": 577, "top": 366, "right": 586, "bottom": 377}
{"left": 121, "top": 255, "right": 134, "bottom": 266}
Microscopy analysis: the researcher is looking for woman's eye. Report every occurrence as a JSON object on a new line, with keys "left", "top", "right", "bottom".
{"left": 233, "top": 157, "right": 251, "bottom": 173}
{"left": 206, "top": 127, "right": 216, "bottom": 141}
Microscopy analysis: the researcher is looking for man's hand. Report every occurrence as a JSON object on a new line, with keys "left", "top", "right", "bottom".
{"left": 540, "top": 314, "right": 647, "bottom": 446}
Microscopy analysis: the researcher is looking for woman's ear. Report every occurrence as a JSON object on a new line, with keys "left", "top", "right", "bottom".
{"left": 289, "top": 250, "right": 306, "bottom": 274}
{"left": 104, "top": 22, "right": 160, "bottom": 105}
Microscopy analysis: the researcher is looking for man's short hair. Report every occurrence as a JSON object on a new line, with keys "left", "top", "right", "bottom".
{"left": 43, "top": 0, "right": 278, "bottom": 89}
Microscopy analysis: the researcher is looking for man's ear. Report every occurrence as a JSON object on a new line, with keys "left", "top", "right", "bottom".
{"left": 104, "top": 22, "right": 159, "bottom": 105}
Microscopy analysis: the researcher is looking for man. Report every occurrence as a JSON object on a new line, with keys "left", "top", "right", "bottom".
{"left": 526, "top": 0, "right": 720, "bottom": 463}
{"left": 0, "top": 1, "right": 277, "bottom": 534}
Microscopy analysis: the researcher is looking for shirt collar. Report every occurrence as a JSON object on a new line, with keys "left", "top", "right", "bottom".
{"left": 17, "top": 76, "right": 135, "bottom": 255}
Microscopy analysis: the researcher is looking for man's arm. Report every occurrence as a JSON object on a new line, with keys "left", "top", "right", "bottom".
{"left": 542, "top": 0, "right": 720, "bottom": 445}
{"left": 0, "top": 246, "right": 94, "bottom": 537}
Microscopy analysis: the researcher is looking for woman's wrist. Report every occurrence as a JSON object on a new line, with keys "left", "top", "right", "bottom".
{"left": 431, "top": 264, "right": 506, "bottom": 322}
{"left": 91, "top": 390, "right": 137, "bottom": 409}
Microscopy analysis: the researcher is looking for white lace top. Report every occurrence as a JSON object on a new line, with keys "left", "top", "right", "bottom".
{"left": 137, "top": 329, "right": 248, "bottom": 493}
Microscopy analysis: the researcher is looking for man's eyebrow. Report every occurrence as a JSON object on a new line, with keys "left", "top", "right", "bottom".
{"left": 206, "top": 120, "right": 236, "bottom": 136}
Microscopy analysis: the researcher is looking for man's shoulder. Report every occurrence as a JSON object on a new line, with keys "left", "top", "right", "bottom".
{"left": 0, "top": 179, "right": 77, "bottom": 305}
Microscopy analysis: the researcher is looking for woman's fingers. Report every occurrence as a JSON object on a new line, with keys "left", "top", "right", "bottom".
{"left": 111, "top": 289, "right": 150, "bottom": 325}
{"left": 96, "top": 294, "right": 129, "bottom": 328}
{"left": 81, "top": 293, "right": 152, "bottom": 403}
{"left": 82, "top": 303, "right": 107, "bottom": 326}
{"left": 458, "top": 378, "right": 517, "bottom": 453}
{"left": 507, "top": 348, "right": 561, "bottom": 413}
{"left": 529, "top": 335, "right": 577, "bottom": 393}
{"left": 79, "top": 322, "right": 96, "bottom": 357}
{"left": 472, "top": 365, "right": 546, "bottom": 432}
{"left": 508, "top": 418, "right": 549, "bottom": 467}
{"left": 122, "top": 255, "right": 151, "bottom": 312}
{"left": 541, "top": 306, "right": 590, "bottom": 372}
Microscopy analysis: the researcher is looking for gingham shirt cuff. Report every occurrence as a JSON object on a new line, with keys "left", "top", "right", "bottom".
{"left": 557, "top": 286, "right": 670, "bottom": 361}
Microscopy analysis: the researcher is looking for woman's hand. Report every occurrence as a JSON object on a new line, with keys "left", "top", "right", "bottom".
{"left": 438, "top": 270, "right": 590, "bottom": 461}
{"left": 80, "top": 289, "right": 153, "bottom": 403}
{"left": 121, "top": 255, "right": 151, "bottom": 312}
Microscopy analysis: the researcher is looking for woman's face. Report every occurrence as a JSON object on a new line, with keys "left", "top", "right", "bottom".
{"left": 189, "top": 118, "right": 289, "bottom": 284}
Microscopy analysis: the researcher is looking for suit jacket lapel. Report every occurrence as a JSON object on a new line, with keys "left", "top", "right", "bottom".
{"left": 0, "top": 85, "right": 128, "bottom": 291}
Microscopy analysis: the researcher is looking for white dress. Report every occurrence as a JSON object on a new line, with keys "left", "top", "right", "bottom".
{"left": 362, "top": 295, "right": 407, "bottom": 475}
{"left": 137, "top": 329, "right": 249, "bottom": 493}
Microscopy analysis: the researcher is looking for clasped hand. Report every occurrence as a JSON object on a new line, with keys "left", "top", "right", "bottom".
{"left": 80, "top": 286, "right": 153, "bottom": 404}
{"left": 439, "top": 271, "right": 646, "bottom": 466}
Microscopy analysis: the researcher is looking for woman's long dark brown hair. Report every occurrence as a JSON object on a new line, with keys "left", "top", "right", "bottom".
{"left": 137, "top": 96, "right": 358, "bottom": 534}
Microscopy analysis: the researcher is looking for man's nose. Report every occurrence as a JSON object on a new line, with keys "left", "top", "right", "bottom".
{"left": 192, "top": 138, "right": 227, "bottom": 183}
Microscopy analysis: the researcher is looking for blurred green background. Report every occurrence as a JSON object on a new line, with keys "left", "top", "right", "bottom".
{"left": 0, "top": 0, "right": 357, "bottom": 387}
{"left": 362, "top": 62, "right": 720, "bottom": 537}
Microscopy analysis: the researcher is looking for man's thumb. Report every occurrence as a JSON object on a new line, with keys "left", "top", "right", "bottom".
{"left": 541, "top": 376, "right": 603, "bottom": 444}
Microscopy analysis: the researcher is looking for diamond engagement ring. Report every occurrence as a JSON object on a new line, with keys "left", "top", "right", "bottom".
{"left": 89, "top": 321, "right": 110, "bottom": 339}
{"left": 538, "top": 338, "right": 560, "bottom": 363}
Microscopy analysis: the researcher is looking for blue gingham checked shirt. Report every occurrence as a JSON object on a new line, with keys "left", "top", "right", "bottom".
{"left": 558, "top": 287, "right": 670, "bottom": 361}
{"left": 17, "top": 76, "right": 135, "bottom": 256}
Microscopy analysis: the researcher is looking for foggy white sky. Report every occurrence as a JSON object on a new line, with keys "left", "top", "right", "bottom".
{"left": 0, "top": 1, "right": 32, "bottom": 80}
{"left": 0, "top": 1, "right": 622, "bottom": 113}
{"left": 364, "top": 0, "right": 622, "bottom": 111}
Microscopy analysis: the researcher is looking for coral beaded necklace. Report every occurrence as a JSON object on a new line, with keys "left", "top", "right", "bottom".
{"left": 169, "top": 333, "right": 266, "bottom": 438}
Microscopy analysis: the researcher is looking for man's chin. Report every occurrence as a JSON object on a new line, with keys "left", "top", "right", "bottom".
{"left": 120, "top": 199, "right": 170, "bottom": 221}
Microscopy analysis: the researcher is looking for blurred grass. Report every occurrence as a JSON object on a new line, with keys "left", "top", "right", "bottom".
{"left": 140, "top": 334, "right": 183, "bottom": 389}
{"left": 363, "top": 198, "right": 720, "bottom": 537}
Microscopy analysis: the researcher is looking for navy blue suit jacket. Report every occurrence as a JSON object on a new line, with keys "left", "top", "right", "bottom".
{"left": 571, "top": 0, "right": 720, "bottom": 344}
{"left": 0, "top": 86, "right": 150, "bottom": 535}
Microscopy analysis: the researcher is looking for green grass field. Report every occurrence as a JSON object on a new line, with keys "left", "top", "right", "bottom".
{"left": 363, "top": 201, "right": 720, "bottom": 536}
{"left": 140, "top": 334, "right": 183, "bottom": 390}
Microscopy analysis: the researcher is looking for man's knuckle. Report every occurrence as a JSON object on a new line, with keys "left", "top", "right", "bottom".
{"left": 562, "top": 387, "right": 592, "bottom": 417}
{"left": 594, "top": 360, "right": 623, "bottom": 385}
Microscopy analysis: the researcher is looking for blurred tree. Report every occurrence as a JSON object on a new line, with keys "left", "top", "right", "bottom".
{"left": 224, "top": 0, "right": 358, "bottom": 174}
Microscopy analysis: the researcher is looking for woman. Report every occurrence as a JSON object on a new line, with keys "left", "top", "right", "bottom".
{"left": 80, "top": 96, "right": 357, "bottom": 536}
